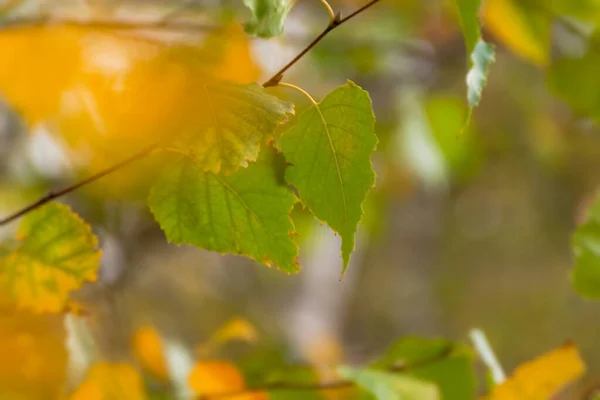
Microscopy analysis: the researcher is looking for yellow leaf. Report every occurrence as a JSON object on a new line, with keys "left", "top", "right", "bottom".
{"left": 0, "top": 203, "right": 101, "bottom": 313}
{"left": 132, "top": 325, "right": 168, "bottom": 382}
{"left": 197, "top": 317, "right": 259, "bottom": 357}
{"left": 188, "top": 361, "right": 267, "bottom": 400}
{"left": 70, "top": 362, "right": 147, "bottom": 400}
{"left": 481, "top": 342, "right": 585, "bottom": 400}
{"left": 482, "top": 0, "right": 549, "bottom": 66}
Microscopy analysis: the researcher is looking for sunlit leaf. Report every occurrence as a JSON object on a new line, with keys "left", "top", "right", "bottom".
{"left": 276, "top": 81, "right": 377, "bottom": 272}
{"left": 572, "top": 193, "right": 600, "bottom": 297}
{"left": 198, "top": 317, "right": 259, "bottom": 357}
{"left": 482, "top": 0, "right": 550, "bottom": 66}
{"left": 481, "top": 342, "right": 585, "bottom": 400}
{"left": 148, "top": 149, "right": 299, "bottom": 272}
{"left": 338, "top": 367, "right": 439, "bottom": 400}
{"left": 454, "top": 0, "right": 495, "bottom": 110}
{"left": 0, "top": 203, "right": 101, "bottom": 313}
{"left": 176, "top": 82, "right": 294, "bottom": 174}
{"left": 375, "top": 337, "right": 476, "bottom": 400}
{"left": 243, "top": 0, "right": 294, "bottom": 38}
{"left": 132, "top": 325, "right": 168, "bottom": 382}
{"left": 70, "top": 362, "right": 148, "bottom": 400}
{"left": 189, "top": 360, "right": 267, "bottom": 399}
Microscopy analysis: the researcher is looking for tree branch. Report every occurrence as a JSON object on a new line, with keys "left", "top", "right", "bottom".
{"left": 197, "top": 344, "right": 453, "bottom": 399}
{"left": 0, "top": 0, "right": 383, "bottom": 226}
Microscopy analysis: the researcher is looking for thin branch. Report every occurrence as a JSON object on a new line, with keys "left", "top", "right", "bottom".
{"left": 0, "top": 144, "right": 157, "bottom": 226}
{"left": 318, "top": 0, "right": 336, "bottom": 23}
{"left": 0, "top": 0, "right": 383, "bottom": 226}
{"left": 262, "top": 0, "right": 382, "bottom": 87}
{"left": 198, "top": 344, "right": 453, "bottom": 399}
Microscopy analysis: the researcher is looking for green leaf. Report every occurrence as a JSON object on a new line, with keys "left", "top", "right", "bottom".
{"left": 454, "top": 0, "right": 495, "bottom": 109}
{"left": 181, "top": 82, "right": 294, "bottom": 174}
{"left": 243, "top": 0, "right": 294, "bottom": 38}
{"left": 0, "top": 203, "right": 101, "bottom": 312}
{"left": 338, "top": 367, "right": 439, "bottom": 400}
{"left": 374, "top": 337, "right": 476, "bottom": 400}
{"left": 572, "top": 194, "right": 600, "bottom": 297}
{"left": 276, "top": 81, "right": 377, "bottom": 272}
{"left": 148, "top": 149, "right": 299, "bottom": 273}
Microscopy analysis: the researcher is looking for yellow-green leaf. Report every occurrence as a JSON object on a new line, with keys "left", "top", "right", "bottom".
{"left": 481, "top": 342, "right": 585, "bottom": 400}
{"left": 571, "top": 193, "right": 600, "bottom": 297}
{"left": 276, "top": 81, "right": 377, "bottom": 272}
{"left": 148, "top": 149, "right": 299, "bottom": 272}
{"left": 180, "top": 82, "right": 294, "bottom": 174}
{"left": 243, "top": 0, "right": 294, "bottom": 38}
{"left": 0, "top": 203, "right": 101, "bottom": 313}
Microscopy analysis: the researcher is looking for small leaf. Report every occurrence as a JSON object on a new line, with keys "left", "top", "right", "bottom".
{"left": 70, "top": 362, "right": 148, "bottom": 400}
{"left": 0, "top": 203, "right": 101, "bottom": 313}
{"left": 181, "top": 82, "right": 294, "bottom": 174}
{"left": 189, "top": 360, "right": 267, "bottom": 399}
{"left": 243, "top": 0, "right": 294, "bottom": 38}
{"left": 276, "top": 81, "right": 377, "bottom": 272}
{"left": 338, "top": 367, "right": 439, "bottom": 400}
{"left": 572, "top": 194, "right": 600, "bottom": 297}
{"left": 481, "top": 342, "right": 585, "bottom": 400}
{"left": 197, "top": 317, "right": 259, "bottom": 358}
{"left": 132, "top": 326, "right": 168, "bottom": 382}
{"left": 454, "top": 0, "right": 495, "bottom": 109}
{"left": 149, "top": 149, "right": 299, "bottom": 272}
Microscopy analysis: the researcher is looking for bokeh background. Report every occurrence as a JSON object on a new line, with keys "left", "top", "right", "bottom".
{"left": 0, "top": 0, "right": 599, "bottom": 398}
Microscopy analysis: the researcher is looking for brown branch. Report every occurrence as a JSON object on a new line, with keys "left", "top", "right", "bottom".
{"left": 0, "top": 0, "right": 383, "bottom": 226}
{"left": 262, "top": 0, "right": 382, "bottom": 87}
{"left": 0, "top": 145, "right": 157, "bottom": 226}
{"left": 198, "top": 344, "right": 453, "bottom": 399}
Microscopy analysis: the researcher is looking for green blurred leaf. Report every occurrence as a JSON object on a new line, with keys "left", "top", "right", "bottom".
{"left": 549, "top": 52, "right": 600, "bottom": 121}
{"left": 243, "top": 0, "right": 294, "bottom": 38}
{"left": 148, "top": 149, "right": 299, "bottom": 273}
{"left": 276, "top": 81, "right": 377, "bottom": 273}
{"left": 338, "top": 367, "right": 439, "bottom": 400}
{"left": 454, "top": 0, "right": 482, "bottom": 56}
{"left": 572, "top": 194, "right": 600, "bottom": 297}
{"left": 180, "top": 82, "right": 294, "bottom": 174}
{"left": 0, "top": 203, "right": 100, "bottom": 312}
{"left": 374, "top": 337, "right": 476, "bottom": 400}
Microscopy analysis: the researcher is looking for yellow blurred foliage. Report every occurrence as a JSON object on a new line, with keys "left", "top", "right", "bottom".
{"left": 70, "top": 362, "right": 147, "bottom": 400}
{"left": 482, "top": 0, "right": 549, "bottom": 66}
{"left": 0, "top": 297, "right": 67, "bottom": 399}
{"left": 481, "top": 342, "right": 585, "bottom": 400}
{"left": 0, "top": 22, "right": 261, "bottom": 197}
{"left": 188, "top": 360, "right": 267, "bottom": 400}
{"left": 132, "top": 325, "right": 168, "bottom": 382}
{"left": 197, "top": 316, "right": 259, "bottom": 357}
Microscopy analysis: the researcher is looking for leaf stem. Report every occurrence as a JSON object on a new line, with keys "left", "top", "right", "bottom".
{"left": 0, "top": 145, "right": 158, "bottom": 226}
{"left": 262, "top": 0, "right": 382, "bottom": 87}
{"left": 319, "top": 0, "right": 337, "bottom": 23}
{"left": 277, "top": 82, "right": 319, "bottom": 106}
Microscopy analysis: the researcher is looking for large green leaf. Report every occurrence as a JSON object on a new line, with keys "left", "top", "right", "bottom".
{"left": 181, "top": 82, "right": 293, "bottom": 174}
{"left": 148, "top": 149, "right": 299, "bottom": 273}
{"left": 243, "top": 0, "right": 294, "bottom": 38}
{"left": 276, "top": 81, "right": 377, "bottom": 272}
{"left": 0, "top": 203, "right": 101, "bottom": 312}
{"left": 572, "top": 194, "right": 600, "bottom": 297}
{"left": 374, "top": 337, "right": 476, "bottom": 400}
{"left": 338, "top": 367, "right": 439, "bottom": 400}
{"left": 454, "top": 0, "right": 495, "bottom": 108}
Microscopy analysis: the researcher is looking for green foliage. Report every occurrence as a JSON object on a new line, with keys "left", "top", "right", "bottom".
{"left": 0, "top": 203, "right": 100, "bottom": 312}
{"left": 374, "top": 337, "right": 476, "bottom": 400}
{"left": 276, "top": 81, "right": 377, "bottom": 272}
{"left": 243, "top": 0, "right": 294, "bottom": 38}
{"left": 148, "top": 149, "right": 299, "bottom": 273}
{"left": 180, "top": 83, "right": 294, "bottom": 174}
{"left": 338, "top": 367, "right": 439, "bottom": 400}
{"left": 572, "top": 194, "right": 600, "bottom": 297}
{"left": 454, "top": 0, "right": 495, "bottom": 108}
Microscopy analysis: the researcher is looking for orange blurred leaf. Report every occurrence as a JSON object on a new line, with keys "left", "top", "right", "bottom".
{"left": 70, "top": 362, "right": 147, "bottom": 400}
{"left": 132, "top": 325, "right": 168, "bottom": 382}
{"left": 188, "top": 361, "right": 267, "bottom": 400}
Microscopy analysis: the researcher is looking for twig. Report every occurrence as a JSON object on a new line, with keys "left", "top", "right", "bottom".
{"left": 262, "top": 0, "right": 382, "bottom": 87}
{"left": 198, "top": 344, "right": 453, "bottom": 399}
{"left": 0, "top": 145, "right": 157, "bottom": 226}
{"left": 0, "top": 0, "right": 383, "bottom": 226}
{"left": 469, "top": 328, "right": 506, "bottom": 384}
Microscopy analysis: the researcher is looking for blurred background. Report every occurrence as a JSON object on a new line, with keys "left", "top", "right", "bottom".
{"left": 0, "top": 0, "right": 599, "bottom": 398}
